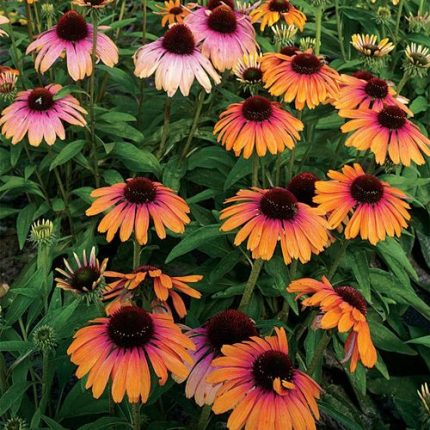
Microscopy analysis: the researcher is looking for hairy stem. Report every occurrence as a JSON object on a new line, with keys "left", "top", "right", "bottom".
{"left": 239, "top": 259, "right": 264, "bottom": 312}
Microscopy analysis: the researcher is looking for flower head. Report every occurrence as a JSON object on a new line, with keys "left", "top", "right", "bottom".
{"left": 32, "top": 325, "right": 57, "bottom": 352}
{"left": 250, "top": 0, "right": 306, "bottom": 31}
{"left": 154, "top": 0, "right": 192, "bottom": 26}
{"left": 233, "top": 52, "right": 263, "bottom": 92}
{"left": 214, "top": 95, "right": 303, "bottom": 159}
{"left": 314, "top": 164, "right": 411, "bottom": 245}
{"left": 339, "top": 106, "right": 430, "bottom": 166}
{"left": 0, "top": 66, "right": 19, "bottom": 100}
{"left": 3, "top": 417, "right": 28, "bottom": 430}
{"left": 183, "top": 309, "right": 258, "bottom": 406}
{"left": 407, "top": 13, "right": 430, "bottom": 35}
{"left": 67, "top": 306, "right": 195, "bottom": 403}
{"left": 287, "top": 172, "right": 318, "bottom": 206}
{"left": 29, "top": 219, "right": 55, "bottom": 246}
{"left": 288, "top": 276, "right": 377, "bottom": 372}
{"left": 0, "top": 84, "right": 87, "bottom": 146}
{"left": 271, "top": 23, "right": 298, "bottom": 46}
{"left": 207, "top": 327, "right": 321, "bottom": 429}
{"left": 261, "top": 50, "right": 340, "bottom": 110}
{"left": 26, "top": 10, "right": 118, "bottom": 81}
{"left": 404, "top": 43, "right": 430, "bottom": 78}
{"left": 185, "top": 5, "right": 257, "bottom": 72}
{"left": 86, "top": 177, "right": 191, "bottom": 245}
{"left": 351, "top": 34, "right": 394, "bottom": 58}
{"left": 103, "top": 265, "right": 202, "bottom": 318}
{"left": 335, "top": 73, "right": 412, "bottom": 114}
{"left": 72, "top": 0, "right": 113, "bottom": 7}
{"left": 221, "top": 187, "right": 329, "bottom": 264}
{"left": 134, "top": 24, "right": 220, "bottom": 96}
{"left": 418, "top": 383, "right": 430, "bottom": 427}
{"left": 55, "top": 247, "right": 108, "bottom": 299}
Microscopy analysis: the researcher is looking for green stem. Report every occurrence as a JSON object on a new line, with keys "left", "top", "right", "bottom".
{"left": 396, "top": 70, "right": 410, "bottom": 94}
{"left": 314, "top": 5, "right": 323, "bottom": 56}
{"left": 133, "top": 240, "right": 141, "bottom": 268}
{"left": 89, "top": 11, "right": 100, "bottom": 187}
{"left": 197, "top": 404, "right": 212, "bottom": 430}
{"left": 131, "top": 403, "right": 141, "bottom": 430}
{"left": 24, "top": 1, "right": 34, "bottom": 42}
{"left": 285, "top": 147, "right": 296, "bottom": 183}
{"left": 394, "top": 0, "right": 405, "bottom": 41}
{"left": 0, "top": 353, "right": 7, "bottom": 395}
{"left": 53, "top": 167, "right": 74, "bottom": 235}
{"left": 252, "top": 153, "right": 259, "bottom": 187}
{"left": 142, "top": 0, "right": 147, "bottom": 43}
{"left": 157, "top": 97, "right": 172, "bottom": 159}
{"left": 335, "top": 0, "right": 347, "bottom": 61}
{"left": 239, "top": 259, "right": 264, "bottom": 312}
{"left": 328, "top": 240, "right": 349, "bottom": 278}
{"left": 24, "top": 146, "right": 51, "bottom": 206}
{"left": 274, "top": 154, "right": 281, "bottom": 186}
{"left": 39, "top": 351, "right": 51, "bottom": 415}
{"left": 289, "top": 259, "right": 297, "bottom": 281}
{"left": 180, "top": 90, "right": 205, "bottom": 160}
{"left": 307, "top": 332, "right": 331, "bottom": 376}
{"left": 419, "top": 0, "right": 425, "bottom": 15}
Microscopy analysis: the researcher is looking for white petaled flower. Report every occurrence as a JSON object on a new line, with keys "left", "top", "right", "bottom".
{"left": 404, "top": 43, "right": 430, "bottom": 77}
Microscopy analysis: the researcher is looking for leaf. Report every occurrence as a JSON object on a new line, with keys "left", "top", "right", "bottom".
{"left": 162, "top": 155, "right": 187, "bottom": 191}
{"left": 224, "top": 157, "right": 252, "bottom": 190}
{"left": 348, "top": 251, "right": 371, "bottom": 302}
{"left": 112, "top": 142, "right": 160, "bottom": 175}
{"left": 50, "top": 140, "right": 86, "bottom": 171}
{"left": 0, "top": 381, "right": 31, "bottom": 415}
{"left": 406, "top": 335, "right": 430, "bottom": 347}
{"left": 369, "top": 321, "right": 417, "bottom": 355}
{"left": 78, "top": 417, "right": 129, "bottom": 430}
{"left": 16, "top": 203, "right": 36, "bottom": 249}
{"left": 417, "top": 230, "right": 430, "bottom": 270}
{"left": 410, "top": 96, "right": 428, "bottom": 114}
{"left": 165, "top": 225, "right": 228, "bottom": 263}
{"left": 41, "top": 416, "right": 68, "bottom": 430}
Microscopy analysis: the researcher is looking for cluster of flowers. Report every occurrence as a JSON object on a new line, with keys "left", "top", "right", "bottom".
{"left": 1, "top": 0, "right": 429, "bottom": 429}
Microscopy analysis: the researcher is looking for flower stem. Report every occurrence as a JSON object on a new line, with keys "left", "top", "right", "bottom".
{"left": 133, "top": 240, "right": 141, "bottom": 268}
{"left": 197, "top": 404, "right": 212, "bottom": 430}
{"left": 328, "top": 240, "right": 349, "bottom": 278}
{"left": 419, "top": 0, "right": 425, "bottom": 15}
{"left": 285, "top": 147, "right": 296, "bottom": 183}
{"left": 89, "top": 11, "right": 100, "bottom": 187}
{"left": 131, "top": 403, "right": 141, "bottom": 430}
{"left": 142, "top": 0, "right": 147, "bottom": 43}
{"left": 252, "top": 153, "right": 259, "bottom": 187}
{"left": 24, "top": 1, "right": 34, "bottom": 41}
{"left": 314, "top": 5, "right": 324, "bottom": 56}
{"left": 396, "top": 70, "right": 410, "bottom": 94}
{"left": 39, "top": 351, "right": 51, "bottom": 415}
{"left": 157, "top": 96, "right": 172, "bottom": 159}
{"left": 274, "top": 154, "right": 281, "bottom": 186}
{"left": 335, "top": 0, "right": 347, "bottom": 60}
{"left": 394, "top": 0, "right": 405, "bottom": 41}
{"left": 307, "top": 332, "right": 331, "bottom": 376}
{"left": 239, "top": 259, "right": 264, "bottom": 312}
{"left": 53, "top": 167, "right": 74, "bottom": 235}
{"left": 180, "top": 90, "right": 205, "bottom": 160}
{"left": 24, "top": 146, "right": 51, "bottom": 207}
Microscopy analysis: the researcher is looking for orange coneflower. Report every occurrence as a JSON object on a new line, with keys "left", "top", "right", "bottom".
{"left": 154, "top": 0, "right": 192, "bottom": 26}
{"left": 314, "top": 164, "right": 411, "bottom": 245}
{"left": 214, "top": 95, "right": 303, "bottom": 159}
{"left": 55, "top": 247, "right": 108, "bottom": 298}
{"left": 220, "top": 187, "right": 330, "bottom": 264}
{"left": 86, "top": 177, "right": 190, "bottom": 245}
{"left": 0, "top": 66, "right": 19, "bottom": 98}
{"left": 288, "top": 276, "right": 378, "bottom": 372}
{"left": 102, "top": 265, "right": 202, "bottom": 318}
{"left": 67, "top": 306, "right": 195, "bottom": 403}
{"left": 207, "top": 327, "right": 321, "bottom": 430}
{"left": 261, "top": 50, "right": 340, "bottom": 110}
{"left": 339, "top": 106, "right": 430, "bottom": 166}
{"left": 335, "top": 73, "right": 412, "bottom": 114}
{"left": 250, "top": 0, "right": 306, "bottom": 31}
{"left": 182, "top": 309, "right": 258, "bottom": 406}
{"left": 351, "top": 34, "right": 394, "bottom": 58}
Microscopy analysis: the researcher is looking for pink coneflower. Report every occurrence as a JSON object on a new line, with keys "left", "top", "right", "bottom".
{"left": 0, "top": 16, "right": 9, "bottom": 37}
{"left": 0, "top": 84, "right": 87, "bottom": 146}
{"left": 26, "top": 10, "right": 118, "bottom": 81}
{"left": 181, "top": 309, "right": 258, "bottom": 406}
{"left": 134, "top": 24, "right": 221, "bottom": 97}
{"left": 185, "top": 5, "right": 257, "bottom": 72}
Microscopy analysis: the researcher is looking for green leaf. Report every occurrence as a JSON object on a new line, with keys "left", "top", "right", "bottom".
{"left": 112, "top": 142, "right": 161, "bottom": 175}
{"left": 417, "top": 230, "right": 430, "bottom": 270}
{"left": 406, "top": 335, "right": 430, "bottom": 347}
{"left": 410, "top": 96, "right": 428, "bottom": 114}
{"left": 0, "top": 381, "right": 31, "bottom": 415}
{"left": 16, "top": 203, "right": 36, "bottom": 250}
{"left": 369, "top": 320, "right": 417, "bottom": 355}
{"left": 78, "top": 417, "right": 129, "bottom": 430}
{"left": 348, "top": 251, "right": 371, "bottom": 302}
{"left": 165, "top": 225, "right": 228, "bottom": 263}
{"left": 224, "top": 157, "right": 252, "bottom": 190}
{"left": 41, "top": 416, "right": 68, "bottom": 430}
{"left": 50, "top": 140, "right": 86, "bottom": 171}
{"left": 162, "top": 155, "right": 187, "bottom": 191}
